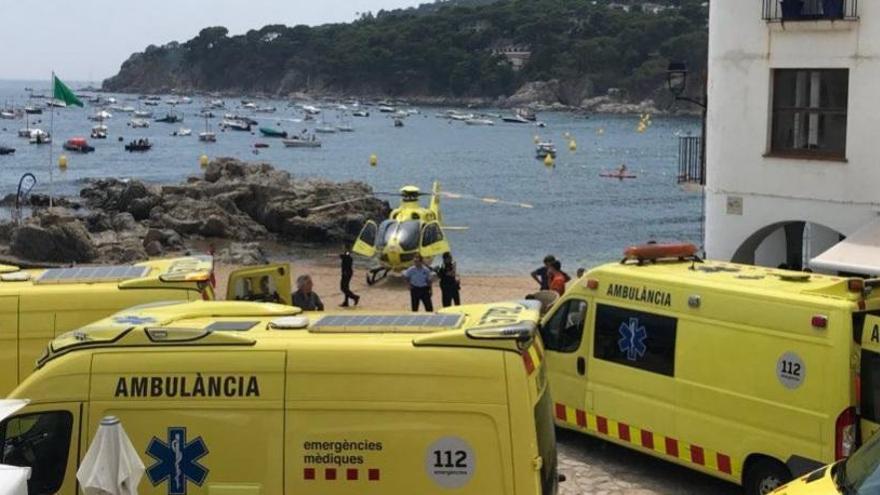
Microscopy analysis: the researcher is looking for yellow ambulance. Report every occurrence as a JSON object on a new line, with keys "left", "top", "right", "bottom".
{"left": 0, "top": 256, "right": 291, "bottom": 395}
{"left": 540, "top": 244, "right": 880, "bottom": 495}
{"left": 0, "top": 299, "right": 557, "bottom": 495}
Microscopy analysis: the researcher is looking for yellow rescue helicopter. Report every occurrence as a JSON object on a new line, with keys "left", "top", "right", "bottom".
{"left": 315, "top": 182, "right": 532, "bottom": 285}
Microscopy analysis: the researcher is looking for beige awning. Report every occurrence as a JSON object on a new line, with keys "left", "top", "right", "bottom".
{"left": 811, "top": 218, "right": 880, "bottom": 276}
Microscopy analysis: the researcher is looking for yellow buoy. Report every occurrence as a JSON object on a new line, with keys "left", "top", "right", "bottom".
{"left": 568, "top": 140, "right": 577, "bottom": 151}
{"left": 369, "top": 154, "right": 378, "bottom": 167}
{"left": 544, "top": 153, "right": 555, "bottom": 167}
{"left": 597, "top": 128, "right": 605, "bottom": 135}
{"left": 58, "top": 155, "right": 68, "bottom": 169}
{"left": 199, "top": 154, "right": 209, "bottom": 168}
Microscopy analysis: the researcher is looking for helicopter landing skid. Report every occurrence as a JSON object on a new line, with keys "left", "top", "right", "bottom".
{"left": 366, "top": 267, "right": 391, "bottom": 286}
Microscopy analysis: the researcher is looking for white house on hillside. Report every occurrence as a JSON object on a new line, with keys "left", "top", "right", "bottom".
{"left": 705, "top": 0, "right": 880, "bottom": 274}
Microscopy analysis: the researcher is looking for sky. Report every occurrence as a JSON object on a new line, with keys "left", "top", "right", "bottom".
{"left": 0, "top": 0, "right": 424, "bottom": 82}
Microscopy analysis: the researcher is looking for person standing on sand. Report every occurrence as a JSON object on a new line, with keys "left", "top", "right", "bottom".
{"left": 548, "top": 261, "right": 567, "bottom": 296}
{"left": 403, "top": 254, "right": 434, "bottom": 312}
{"left": 531, "top": 255, "right": 571, "bottom": 290}
{"left": 436, "top": 252, "right": 461, "bottom": 307}
{"left": 338, "top": 245, "right": 360, "bottom": 307}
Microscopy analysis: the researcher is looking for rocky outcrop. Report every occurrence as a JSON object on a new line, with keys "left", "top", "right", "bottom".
{"left": 2, "top": 158, "right": 390, "bottom": 264}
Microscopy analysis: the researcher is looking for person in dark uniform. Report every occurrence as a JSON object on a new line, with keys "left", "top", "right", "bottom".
{"left": 338, "top": 246, "right": 360, "bottom": 307}
{"left": 436, "top": 251, "right": 461, "bottom": 307}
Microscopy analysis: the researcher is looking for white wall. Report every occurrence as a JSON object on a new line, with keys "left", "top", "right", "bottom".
{"left": 705, "top": 0, "right": 880, "bottom": 261}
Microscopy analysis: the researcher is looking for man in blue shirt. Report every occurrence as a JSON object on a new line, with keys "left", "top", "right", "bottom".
{"left": 403, "top": 254, "right": 434, "bottom": 312}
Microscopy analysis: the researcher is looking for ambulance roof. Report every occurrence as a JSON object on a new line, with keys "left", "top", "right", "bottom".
{"left": 589, "top": 259, "right": 867, "bottom": 305}
{"left": 38, "top": 300, "right": 542, "bottom": 367}
{"left": 0, "top": 256, "right": 212, "bottom": 292}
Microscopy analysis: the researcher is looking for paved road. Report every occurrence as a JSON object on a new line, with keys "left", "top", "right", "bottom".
{"left": 556, "top": 429, "right": 740, "bottom": 495}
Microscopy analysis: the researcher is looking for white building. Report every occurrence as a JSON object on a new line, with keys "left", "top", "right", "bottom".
{"left": 705, "top": 0, "right": 880, "bottom": 274}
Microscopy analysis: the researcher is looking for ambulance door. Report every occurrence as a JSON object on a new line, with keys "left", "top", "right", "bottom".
{"left": 0, "top": 401, "right": 83, "bottom": 495}
{"left": 419, "top": 222, "right": 451, "bottom": 259}
{"left": 352, "top": 221, "right": 378, "bottom": 258}
{"left": 227, "top": 263, "right": 292, "bottom": 305}
{"left": 540, "top": 298, "right": 591, "bottom": 417}
{"left": 860, "top": 315, "right": 880, "bottom": 440}
{"left": 88, "top": 350, "right": 286, "bottom": 494}
{"left": 0, "top": 296, "right": 18, "bottom": 395}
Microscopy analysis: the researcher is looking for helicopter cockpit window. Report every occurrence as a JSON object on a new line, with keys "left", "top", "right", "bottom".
{"left": 422, "top": 223, "right": 443, "bottom": 247}
{"left": 376, "top": 220, "right": 396, "bottom": 249}
{"left": 398, "top": 221, "right": 421, "bottom": 251}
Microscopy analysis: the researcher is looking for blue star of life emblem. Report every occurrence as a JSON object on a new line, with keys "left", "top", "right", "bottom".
{"left": 113, "top": 315, "right": 156, "bottom": 325}
{"left": 146, "top": 427, "right": 209, "bottom": 495}
{"left": 618, "top": 317, "right": 647, "bottom": 361}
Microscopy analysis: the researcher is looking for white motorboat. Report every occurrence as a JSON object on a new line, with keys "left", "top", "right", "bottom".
{"left": 133, "top": 110, "right": 152, "bottom": 118}
{"left": 199, "top": 132, "right": 216, "bottom": 142}
{"left": 255, "top": 106, "right": 276, "bottom": 113}
{"left": 180, "top": 96, "right": 192, "bottom": 104}
{"left": 90, "top": 124, "right": 108, "bottom": 139}
{"left": 302, "top": 105, "right": 321, "bottom": 115}
{"left": 129, "top": 118, "right": 150, "bottom": 128}
{"left": 173, "top": 128, "right": 192, "bottom": 136}
{"left": 29, "top": 129, "right": 51, "bottom": 144}
{"left": 45, "top": 99, "right": 67, "bottom": 108}
{"left": 336, "top": 124, "right": 354, "bottom": 132}
{"left": 208, "top": 99, "right": 225, "bottom": 109}
{"left": 352, "top": 110, "right": 370, "bottom": 117}
{"left": 378, "top": 105, "right": 395, "bottom": 113}
{"left": 220, "top": 119, "right": 251, "bottom": 131}
{"left": 120, "top": 106, "right": 135, "bottom": 113}
{"left": 283, "top": 135, "right": 322, "bottom": 148}
{"left": 535, "top": 142, "right": 557, "bottom": 159}
{"left": 143, "top": 100, "right": 159, "bottom": 106}
{"left": 89, "top": 110, "right": 112, "bottom": 121}
{"left": 465, "top": 118, "right": 495, "bottom": 126}
{"left": 315, "top": 126, "right": 337, "bottom": 134}
{"left": 0, "top": 110, "right": 16, "bottom": 120}
{"left": 17, "top": 127, "right": 33, "bottom": 138}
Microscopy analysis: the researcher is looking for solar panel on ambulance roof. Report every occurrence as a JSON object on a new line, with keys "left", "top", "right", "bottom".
{"left": 34, "top": 265, "right": 150, "bottom": 285}
{"left": 311, "top": 313, "right": 463, "bottom": 333}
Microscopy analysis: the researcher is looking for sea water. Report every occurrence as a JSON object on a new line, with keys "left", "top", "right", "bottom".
{"left": 0, "top": 80, "right": 701, "bottom": 273}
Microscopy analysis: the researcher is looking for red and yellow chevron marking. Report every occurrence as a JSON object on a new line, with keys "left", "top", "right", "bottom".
{"left": 521, "top": 339, "right": 544, "bottom": 375}
{"left": 304, "top": 467, "right": 381, "bottom": 481}
{"left": 555, "top": 403, "right": 737, "bottom": 478}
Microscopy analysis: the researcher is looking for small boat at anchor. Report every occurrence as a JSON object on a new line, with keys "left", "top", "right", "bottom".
{"left": 63, "top": 137, "right": 95, "bottom": 153}
{"left": 282, "top": 135, "right": 322, "bottom": 148}
{"left": 259, "top": 127, "right": 288, "bottom": 138}
{"left": 125, "top": 138, "right": 153, "bottom": 152}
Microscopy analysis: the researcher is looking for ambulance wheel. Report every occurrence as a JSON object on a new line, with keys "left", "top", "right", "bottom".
{"left": 743, "top": 458, "right": 791, "bottom": 495}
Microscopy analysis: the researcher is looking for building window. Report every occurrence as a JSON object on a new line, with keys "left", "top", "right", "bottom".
{"left": 770, "top": 69, "right": 848, "bottom": 160}
{"left": 593, "top": 304, "right": 677, "bottom": 376}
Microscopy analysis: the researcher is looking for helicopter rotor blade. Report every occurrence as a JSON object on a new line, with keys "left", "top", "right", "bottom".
{"left": 307, "top": 196, "right": 375, "bottom": 213}
{"left": 439, "top": 191, "right": 534, "bottom": 209}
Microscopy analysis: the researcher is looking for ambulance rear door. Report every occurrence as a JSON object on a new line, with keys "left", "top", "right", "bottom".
{"left": 227, "top": 263, "right": 292, "bottom": 305}
{"left": 860, "top": 315, "right": 880, "bottom": 440}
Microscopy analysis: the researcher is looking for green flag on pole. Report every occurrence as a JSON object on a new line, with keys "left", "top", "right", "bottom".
{"left": 52, "top": 73, "right": 83, "bottom": 108}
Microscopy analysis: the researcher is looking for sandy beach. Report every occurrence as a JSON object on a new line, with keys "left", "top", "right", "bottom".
{"left": 214, "top": 255, "right": 540, "bottom": 311}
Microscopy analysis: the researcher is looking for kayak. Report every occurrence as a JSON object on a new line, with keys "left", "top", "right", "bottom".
{"left": 599, "top": 173, "right": 637, "bottom": 179}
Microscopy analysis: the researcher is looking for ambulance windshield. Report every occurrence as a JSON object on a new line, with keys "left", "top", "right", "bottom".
{"left": 841, "top": 428, "right": 880, "bottom": 493}
{"left": 0, "top": 411, "right": 73, "bottom": 494}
